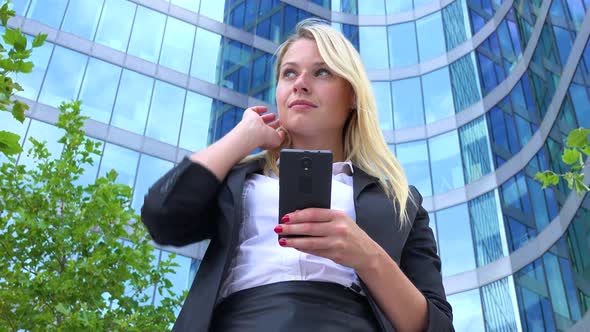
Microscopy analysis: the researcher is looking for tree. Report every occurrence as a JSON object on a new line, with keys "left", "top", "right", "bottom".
{"left": 0, "top": 1, "right": 184, "bottom": 330}
{"left": 535, "top": 128, "right": 590, "bottom": 195}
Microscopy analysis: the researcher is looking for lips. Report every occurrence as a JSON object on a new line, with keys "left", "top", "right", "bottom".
{"left": 288, "top": 99, "right": 317, "bottom": 110}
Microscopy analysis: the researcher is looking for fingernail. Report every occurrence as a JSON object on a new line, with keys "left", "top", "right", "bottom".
{"left": 279, "top": 238, "right": 287, "bottom": 247}
{"left": 274, "top": 225, "right": 283, "bottom": 233}
{"left": 281, "top": 215, "right": 290, "bottom": 223}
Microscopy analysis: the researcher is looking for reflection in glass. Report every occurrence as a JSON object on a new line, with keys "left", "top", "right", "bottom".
{"left": 132, "top": 155, "right": 173, "bottom": 212}
{"left": 459, "top": 117, "right": 492, "bottom": 183}
{"left": 386, "top": 0, "right": 412, "bottom": 14}
{"left": 111, "top": 70, "right": 154, "bottom": 135}
{"left": 358, "top": 0, "right": 385, "bottom": 15}
{"left": 392, "top": 77, "right": 424, "bottom": 129}
{"left": 79, "top": 58, "right": 121, "bottom": 124}
{"left": 436, "top": 203, "right": 475, "bottom": 276}
{"left": 127, "top": 6, "right": 166, "bottom": 63}
{"left": 447, "top": 289, "right": 485, "bottom": 332}
{"left": 27, "top": 0, "right": 68, "bottom": 29}
{"left": 422, "top": 67, "right": 455, "bottom": 123}
{"left": 371, "top": 82, "right": 393, "bottom": 130}
{"left": 61, "top": 0, "right": 103, "bottom": 40}
{"left": 416, "top": 12, "right": 446, "bottom": 61}
{"left": 396, "top": 140, "right": 432, "bottom": 197}
{"left": 159, "top": 17, "right": 196, "bottom": 74}
{"left": 199, "top": 1, "right": 226, "bottom": 22}
{"left": 388, "top": 22, "right": 418, "bottom": 68}
{"left": 10, "top": 0, "right": 30, "bottom": 16}
{"left": 359, "top": 26, "right": 389, "bottom": 69}
{"left": 429, "top": 131, "right": 464, "bottom": 194}
{"left": 95, "top": 0, "right": 136, "bottom": 52}
{"left": 98, "top": 143, "right": 140, "bottom": 187}
{"left": 13, "top": 36, "right": 53, "bottom": 101}
{"left": 179, "top": 92, "right": 213, "bottom": 152}
{"left": 191, "top": 28, "right": 222, "bottom": 83}
{"left": 145, "top": 81, "right": 185, "bottom": 145}
{"left": 38, "top": 46, "right": 87, "bottom": 108}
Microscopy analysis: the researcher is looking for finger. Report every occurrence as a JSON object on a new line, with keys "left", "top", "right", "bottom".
{"left": 268, "top": 119, "right": 281, "bottom": 129}
{"left": 249, "top": 106, "right": 268, "bottom": 114}
{"left": 283, "top": 208, "right": 337, "bottom": 224}
{"left": 260, "top": 113, "right": 276, "bottom": 122}
{"left": 276, "top": 221, "right": 332, "bottom": 237}
{"left": 280, "top": 236, "right": 333, "bottom": 251}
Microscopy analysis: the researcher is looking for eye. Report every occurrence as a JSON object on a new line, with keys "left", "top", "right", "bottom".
{"left": 316, "top": 68, "right": 331, "bottom": 77}
{"left": 282, "top": 68, "right": 297, "bottom": 79}
{"left": 315, "top": 68, "right": 332, "bottom": 77}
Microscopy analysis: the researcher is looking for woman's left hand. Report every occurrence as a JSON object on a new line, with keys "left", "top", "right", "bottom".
{"left": 274, "top": 208, "right": 381, "bottom": 271}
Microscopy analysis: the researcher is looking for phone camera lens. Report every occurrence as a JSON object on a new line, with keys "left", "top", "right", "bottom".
{"left": 301, "top": 157, "right": 312, "bottom": 170}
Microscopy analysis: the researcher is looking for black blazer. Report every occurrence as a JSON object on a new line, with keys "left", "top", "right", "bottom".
{"left": 141, "top": 157, "right": 454, "bottom": 332}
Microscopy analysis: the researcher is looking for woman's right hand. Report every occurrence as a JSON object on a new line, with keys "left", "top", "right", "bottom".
{"left": 237, "top": 106, "right": 285, "bottom": 150}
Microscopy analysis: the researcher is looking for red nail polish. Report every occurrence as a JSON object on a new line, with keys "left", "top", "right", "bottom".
{"left": 274, "top": 225, "right": 283, "bottom": 233}
{"left": 281, "top": 215, "right": 290, "bottom": 223}
{"left": 279, "top": 238, "right": 287, "bottom": 246}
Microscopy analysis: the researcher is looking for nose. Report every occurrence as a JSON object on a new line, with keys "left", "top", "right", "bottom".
{"left": 292, "top": 72, "right": 310, "bottom": 94}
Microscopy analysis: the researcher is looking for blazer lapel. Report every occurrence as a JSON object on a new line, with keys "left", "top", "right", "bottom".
{"left": 352, "top": 166, "right": 409, "bottom": 263}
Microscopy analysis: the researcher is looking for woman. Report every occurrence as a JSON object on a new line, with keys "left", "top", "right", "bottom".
{"left": 141, "top": 19, "right": 453, "bottom": 332}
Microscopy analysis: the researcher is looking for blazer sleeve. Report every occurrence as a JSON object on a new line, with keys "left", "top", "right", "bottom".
{"left": 400, "top": 187, "right": 454, "bottom": 332}
{"left": 140, "top": 157, "right": 222, "bottom": 246}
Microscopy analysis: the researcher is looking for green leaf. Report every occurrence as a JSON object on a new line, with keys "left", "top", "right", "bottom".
{"left": 17, "top": 60, "right": 33, "bottom": 73}
{"left": 562, "top": 148, "right": 580, "bottom": 165}
{"left": 0, "top": 130, "right": 22, "bottom": 155}
{"left": 12, "top": 100, "right": 27, "bottom": 123}
{"left": 566, "top": 128, "right": 590, "bottom": 148}
{"left": 535, "top": 171, "right": 560, "bottom": 188}
{"left": 32, "top": 33, "right": 47, "bottom": 48}
{"left": 2, "top": 27, "right": 19, "bottom": 46}
{"left": 573, "top": 177, "right": 590, "bottom": 196}
{"left": 581, "top": 146, "right": 590, "bottom": 156}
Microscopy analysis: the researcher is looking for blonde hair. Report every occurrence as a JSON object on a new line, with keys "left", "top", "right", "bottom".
{"left": 244, "top": 18, "right": 412, "bottom": 224}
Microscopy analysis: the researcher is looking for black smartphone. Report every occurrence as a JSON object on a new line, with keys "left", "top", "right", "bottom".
{"left": 279, "top": 149, "right": 333, "bottom": 238}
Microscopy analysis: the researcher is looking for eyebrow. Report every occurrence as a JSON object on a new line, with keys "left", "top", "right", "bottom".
{"left": 280, "top": 61, "right": 327, "bottom": 68}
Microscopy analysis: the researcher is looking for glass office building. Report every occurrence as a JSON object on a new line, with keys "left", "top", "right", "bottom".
{"left": 2, "top": 0, "right": 589, "bottom": 330}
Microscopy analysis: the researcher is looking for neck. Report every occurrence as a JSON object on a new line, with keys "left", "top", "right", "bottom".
{"left": 289, "top": 132, "right": 345, "bottom": 162}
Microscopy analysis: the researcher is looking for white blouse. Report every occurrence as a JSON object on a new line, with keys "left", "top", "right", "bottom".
{"left": 218, "top": 161, "right": 363, "bottom": 300}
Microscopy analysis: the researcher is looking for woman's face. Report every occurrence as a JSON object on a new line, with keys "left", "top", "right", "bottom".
{"left": 276, "top": 38, "right": 354, "bottom": 140}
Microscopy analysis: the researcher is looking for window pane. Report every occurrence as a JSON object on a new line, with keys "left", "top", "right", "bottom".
{"left": 159, "top": 17, "right": 195, "bottom": 74}
{"left": 386, "top": 0, "right": 412, "bottom": 14}
{"left": 429, "top": 130, "right": 464, "bottom": 194}
{"left": 79, "top": 58, "right": 121, "bottom": 124}
{"left": 27, "top": 0, "right": 68, "bottom": 29}
{"left": 154, "top": 251, "right": 192, "bottom": 316}
{"left": 127, "top": 6, "right": 166, "bottom": 63}
{"left": 179, "top": 92, "right": 213, "bottom": 152}
{"left": 359, "top": 26, "right": 389, "bottom": 69}
{"left": 459, "top": 117, "right": 492, "bottom": 183}
{"left": 416, "top": 12, "right": 446, "bottom": 61}
{"left": 132, "top": 155, "right": 173, "bottom": 212}
{"left": 436, "top": 203, "right": 476, "bottom": 276}
{"left": 371, "top": 81, "right": 393, "bottom": 130}
{"left": 19, "top": 120, "right": 64, "bottom": 167}
{"left": 61, "top": 0, "right": 103, "bottom": 40}
{"left": 145, "top": 81, "right": 185, "bottom": 145}
{"left": 388, "top": 22, "right": 418, "bottom": 67}
{"left": 392, "top": 77, "right": 424, "bottom": 129}
{"left": 13, "top": 36, "right": 53, "bottom": 101}
{"left": 358, "top": 0, "right": 385, "bottom": 15}
{"left": 10, "top": 0, "right": 30, "bottom": 16}
{"left": 199, "top": 1, "right": 227, "bottom": 22}
{"left": 98, "top": 143, "right": 139, "bottom": 187}
{"left": 191, "top": 28, "right": 222, "bottom": 83}
{"left": 111, "top": 70, "right": 154, "bottom": 135}
{"left": 396, "top": 140, "right": 432, "bottom": 197}
{"left": 422, "top": 67, "right": 455, "bottom": 123}
{"left": 95, "top": 0, "right": 136, "bottom": 52}
{"left": 170, "top": 0, "right": 200, "bottom": 13}
{"left": 447, "top": 289, "right": 485, "bottom": 332}
{"left": 38, "top": 46, "right": 87, "bottom": 108}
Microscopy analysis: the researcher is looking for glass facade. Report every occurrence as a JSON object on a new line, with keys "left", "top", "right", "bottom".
{"left": 5, "top": 0, "right": 590, "bottom": 330}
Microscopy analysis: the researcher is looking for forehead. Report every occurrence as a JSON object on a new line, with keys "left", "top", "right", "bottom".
{"left": 281, "top": 38, "right": 323, "bottom": 65}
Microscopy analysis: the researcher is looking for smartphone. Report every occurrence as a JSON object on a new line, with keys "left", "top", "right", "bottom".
{"left": 279, "top": 149, "right": 333, "bottom": 238}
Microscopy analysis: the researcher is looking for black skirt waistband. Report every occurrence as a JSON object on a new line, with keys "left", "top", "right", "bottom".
{"left": 210, "top": 281, "right": 381, "bottom": 332}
